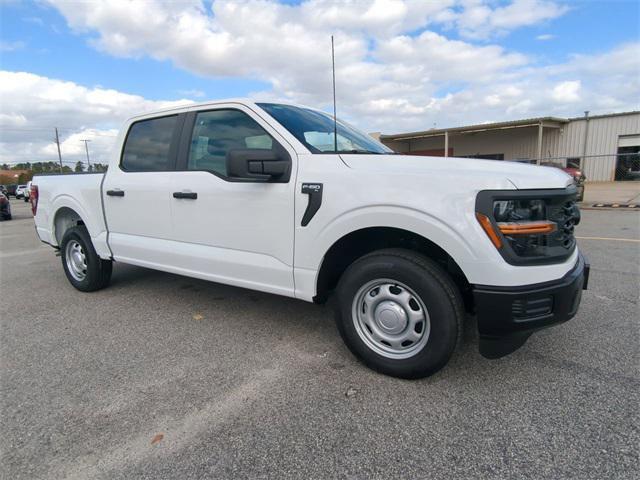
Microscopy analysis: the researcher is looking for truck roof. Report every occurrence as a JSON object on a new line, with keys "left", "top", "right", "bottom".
{"left": 127, "top": 98, "right": 306, "bottom": 122}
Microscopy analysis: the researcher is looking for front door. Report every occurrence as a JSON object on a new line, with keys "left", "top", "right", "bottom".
{"left": 169, "top": 106, "right": 297, "bottom": 297}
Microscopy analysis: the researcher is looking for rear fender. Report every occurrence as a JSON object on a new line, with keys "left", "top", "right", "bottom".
{"left": 49, "top": 195, "right": 110, "bottom": 258}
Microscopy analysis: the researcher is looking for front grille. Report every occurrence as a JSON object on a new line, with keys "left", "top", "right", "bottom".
{"left": 548, "top": 198, "right": 580, "bottom": 251}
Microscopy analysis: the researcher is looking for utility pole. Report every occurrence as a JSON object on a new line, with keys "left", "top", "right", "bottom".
{"left": 54, "top": 128, "right": 63, "bottom": 173}
{"left": 581, "top": 111, "right": 590, "bottom": 171}
{"left": 81, "top": 139, "right": 91, "bottom": 169}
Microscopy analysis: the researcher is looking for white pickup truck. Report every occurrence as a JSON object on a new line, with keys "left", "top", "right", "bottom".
{"left": 31, "top": 100, "right": 588, "bottom": 378}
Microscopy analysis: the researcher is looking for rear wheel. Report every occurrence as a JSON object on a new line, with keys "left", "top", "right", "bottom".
{"left": 60, "top": 226, "right": 112, "bottom": 292}
{"left": 335, "top": 248, "right": 463, "bottom": 379}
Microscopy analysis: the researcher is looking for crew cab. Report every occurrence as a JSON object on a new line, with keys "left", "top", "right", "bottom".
{"left": 31, "top": 100, "right": 588, "bottom": 378}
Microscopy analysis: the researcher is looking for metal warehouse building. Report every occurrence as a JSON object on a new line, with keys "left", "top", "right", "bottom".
{"left": 378, "top": 111, "right": 640, "bottom": 182}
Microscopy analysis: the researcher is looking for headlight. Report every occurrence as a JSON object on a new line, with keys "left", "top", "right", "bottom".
{"left": 493, "top": 199, "right": 545, "bottom": 222}
{"left": 476, "top": 188, "right": 579, "bottom": 265}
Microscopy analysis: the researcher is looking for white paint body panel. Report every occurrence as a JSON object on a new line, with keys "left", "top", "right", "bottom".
{"left": 102, "top": 171, "right": 175, "bottom": 263}
{"left": 29, "top": 173, "right": 111, "bottom": 258}
{"left": 32, "top": 99, "right": 581, "bottom": 303}
{"left": 291, "top": 153, "right": 576, "bottom": 301}
{"left": 166, "top": 102, "right": 299, "bottom": 294}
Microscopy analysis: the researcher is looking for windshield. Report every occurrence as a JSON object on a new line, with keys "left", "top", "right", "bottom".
{"left": 257, "top": 103, "right": 392, "bottom": 154}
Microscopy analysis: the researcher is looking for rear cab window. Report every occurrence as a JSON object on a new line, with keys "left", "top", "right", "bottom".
{"left": 121, "top": 115, "right": 179, "bottom": 172}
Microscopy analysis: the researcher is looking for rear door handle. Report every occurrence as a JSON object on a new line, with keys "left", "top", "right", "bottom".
{"left": 173, "top": 192, "right": 198, "bottom": 200}
{"left": 106, "top": 190, "right": 125, "bottom": 197}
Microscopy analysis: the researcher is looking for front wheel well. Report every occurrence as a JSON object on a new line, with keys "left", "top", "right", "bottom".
{"left": 314, "top": 227, "right": 473, "bottom": 311}
{"left": 53, "top": 207, "right": 86, "bottom": 246}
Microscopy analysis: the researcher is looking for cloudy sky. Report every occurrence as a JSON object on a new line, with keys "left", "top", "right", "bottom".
{"left": 1, "top": 0, "right": 639, "bottom": 166}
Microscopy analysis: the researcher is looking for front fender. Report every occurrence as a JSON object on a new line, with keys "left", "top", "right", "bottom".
{"left": 293, "top": 205, "right": 480, "bottom": 301}
{"left": 314, "top": 205, "right": 477, "bottom": 270}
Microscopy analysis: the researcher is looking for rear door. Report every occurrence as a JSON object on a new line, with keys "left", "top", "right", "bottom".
{"left": 168, "top": 105, "right": 297, "bottom": 297}
{"left": 103, "top": 113, "right": 184, "bottom": 267}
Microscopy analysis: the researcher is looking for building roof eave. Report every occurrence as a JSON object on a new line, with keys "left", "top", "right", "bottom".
{"left": 380, "top": 116, "right": 570, "bottom": 141}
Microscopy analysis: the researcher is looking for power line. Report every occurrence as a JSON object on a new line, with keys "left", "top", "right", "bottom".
{"left": 1, "top": 127, "right": 117, "bottom": 137}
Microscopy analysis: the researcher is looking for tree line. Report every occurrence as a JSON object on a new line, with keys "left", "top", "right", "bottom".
{"left": 0, "top": 162, "right": 108, "bottom": 184}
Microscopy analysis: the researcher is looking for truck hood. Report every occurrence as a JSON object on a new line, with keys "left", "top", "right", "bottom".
{"left": 341, "top": 154, "right": 573, "bottom": 190}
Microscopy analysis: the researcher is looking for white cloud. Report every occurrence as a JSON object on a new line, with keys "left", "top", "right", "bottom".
{"left": 454, "top": 0, "right": 568, "bottom": 39}
{"left": 1, "top": 1, "right": 639, "bottom": 164}
{"left": 23, "top": 16, "right": 45, "bottom": 27}
{"left": 536, "top": 34, "right": 555, "bottom": 41}
{"left": 552, "top": 80, "right": 581, "bottom": 103}
{"left": 39, "top": 128, "right": 120, "bottom": 168}
{"left": 0, "top": 40, "right": 26, "bottom": 52}
{"left": 0, "top": 71, "right": 192, "bottom": 165}
{"left": 178, "top": 89, "right": 206, "bottom": 98}
{"left": 40, "top": 0, "right": 541, "bottom": 130}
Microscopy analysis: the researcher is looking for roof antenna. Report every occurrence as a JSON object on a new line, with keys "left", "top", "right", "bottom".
{"left": 331, "top": 35, "right": 338, "bottom": 153}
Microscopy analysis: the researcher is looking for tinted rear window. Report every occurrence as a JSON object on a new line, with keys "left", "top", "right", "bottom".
{"left": 121, "top": 115, "right": 178, "bottom": 171}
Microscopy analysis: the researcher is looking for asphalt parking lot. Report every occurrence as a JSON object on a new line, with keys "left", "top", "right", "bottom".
{"left": 1, "top": 199, "right": 638, "bottom": 479}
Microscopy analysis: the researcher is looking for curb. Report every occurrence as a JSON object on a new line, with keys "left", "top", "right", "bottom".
{"left": 580, "top": 204, "right": 640, "bottom": 211}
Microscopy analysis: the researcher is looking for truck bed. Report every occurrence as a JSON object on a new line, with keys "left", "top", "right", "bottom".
{"left": 32, "top": 172, "right": 109, "bottom": 256}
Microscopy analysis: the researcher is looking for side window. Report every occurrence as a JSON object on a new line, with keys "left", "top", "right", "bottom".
{"left": 121, "top": 115, "right": 178, "bottom": 172}
{"left": 188, "top": 109, "right": 274, "bottom": 176}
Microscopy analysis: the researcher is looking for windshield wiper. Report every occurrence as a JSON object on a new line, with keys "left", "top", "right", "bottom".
{"left": 337, "top": 149, "right": 385, "bottom": 154}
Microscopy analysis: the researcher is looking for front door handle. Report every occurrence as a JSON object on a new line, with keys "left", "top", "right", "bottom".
{"left": 173, "top": 192, "right": 198, "bottom": 200}
{"left": 106, "top": 190, "right": 125, "bottom": 197}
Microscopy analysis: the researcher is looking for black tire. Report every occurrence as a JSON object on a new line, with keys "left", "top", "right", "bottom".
{"left": 24, "top": 197, "right": 29, "bottom": 202}
{"left": 335, "top": 248, "right": 464, "bottom": 379}
{"left": 60, "top": 226, "right": 112, "bottom": 292}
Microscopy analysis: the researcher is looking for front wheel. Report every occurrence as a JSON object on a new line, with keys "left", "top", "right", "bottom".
{"left": 335, "top": 249, "right": 464, "bottom": 379}
{"left": 60, "top": 226, "right": 112, "bottom": 292}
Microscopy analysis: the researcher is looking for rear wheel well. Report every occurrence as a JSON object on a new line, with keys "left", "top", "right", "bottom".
{"left": 53, "top": 207, "right": 85, "bottom": 246}
{"left": 314, "top": 227, "right": 473, "bottom": 311}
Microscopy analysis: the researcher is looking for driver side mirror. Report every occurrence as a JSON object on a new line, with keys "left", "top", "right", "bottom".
{"left": 226, "top": 149, "right": 291, "bottom": 182}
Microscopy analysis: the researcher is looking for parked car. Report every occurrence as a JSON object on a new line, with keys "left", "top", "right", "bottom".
{"left": 22, "top": 181, "right": 32, "bottom": 202}
{"left": 31, "top": 100, "right": 588, "bottom": 379}
{"left": 541, "top": 162, "right": 586, "bottom": 201}
{"left": 0, "top": 185, "right": 7, "bottom": 196}
{"left": 15, "top": 184, "right": 28, "bottom": 199}
{"left": 565, "top": 167, "right": 586, "bottom": 201}
{"left": 0, "top": 192, "right": 12, "bottom": 221}
{"left": 5, "top": 184, "right": 17, "bottom": 197}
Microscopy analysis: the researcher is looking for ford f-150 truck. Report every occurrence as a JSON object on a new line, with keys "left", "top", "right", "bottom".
{"left": 31, "top": 100, "right": 588, "bottom": 379}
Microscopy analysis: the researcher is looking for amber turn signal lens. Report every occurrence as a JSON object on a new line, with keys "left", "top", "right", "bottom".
{"left": 476, "top": 213, "right": 503, "bottom": 249}
{"left": 497, "top": 221, "right": 557, "bottom": 235}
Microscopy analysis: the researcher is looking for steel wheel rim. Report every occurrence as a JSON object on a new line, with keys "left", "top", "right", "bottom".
{"left": 352, "top": 278, "right": 431, "bottom": 359}
{"left": 65, "top": 240, "right": 87, "bottom": 281}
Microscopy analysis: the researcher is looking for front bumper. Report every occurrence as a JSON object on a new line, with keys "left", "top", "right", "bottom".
{"left": 473, "top": 252, "right": 589, "bottom": 359}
